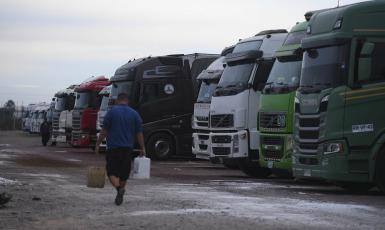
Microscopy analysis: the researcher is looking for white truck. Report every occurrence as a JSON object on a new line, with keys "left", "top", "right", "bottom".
{"left": 96, "top": 84, "right": 111, "bottom": 152}
{"left": 192, "top": 46, "right": 234, "bottom": 160}
{"left": 208, "top": 30, "right": 288, "bottom": 177}
{"left": 36, "top": 104, "right": 53, "bottom": 133}
{"left": 29, "top": 103, "right": 47, "bottom": 133}
{"left": 22, "top": 104, "right": 36, "bottom": 132}
{"left": 51, "top": 85, "right": 77, "bottom": 145}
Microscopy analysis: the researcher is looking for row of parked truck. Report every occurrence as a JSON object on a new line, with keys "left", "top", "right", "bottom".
{"left": 21, "top": 1, "right": 385, "bottom": 192}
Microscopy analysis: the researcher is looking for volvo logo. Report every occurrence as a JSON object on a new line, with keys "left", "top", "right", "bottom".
{"left": 277, "top": 115, "right": 286, "bottom": 126}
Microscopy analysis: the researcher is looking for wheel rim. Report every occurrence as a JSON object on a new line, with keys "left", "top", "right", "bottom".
{"left": 154, "top": 139, "right": 170, "bottom": 157}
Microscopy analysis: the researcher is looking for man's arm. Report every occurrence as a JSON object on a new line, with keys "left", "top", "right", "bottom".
{"left": 136, "top": 133, "right": 146, "bottom": 157}
{"left": 95, "top": 129, "right": 108, "bottom": 156}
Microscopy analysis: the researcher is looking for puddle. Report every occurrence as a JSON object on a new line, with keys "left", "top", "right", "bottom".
{"left": 10, "top": 157, "right": 81, "bottom": 168}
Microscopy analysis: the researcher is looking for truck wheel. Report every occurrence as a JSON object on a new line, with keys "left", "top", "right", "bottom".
{"left": 375, "top": 151, "right": 385, "bottom": 193}
{"left": 146, "top": 133, "right": 175, "bottom": 160}
{"left": 239, "top": 163, "right": 271, "bottom": 178}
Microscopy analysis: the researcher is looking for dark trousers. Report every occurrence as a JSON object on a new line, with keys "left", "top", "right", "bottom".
{"left": 42, "top": 133, "right": 50, "bottom": 146}
{"left": 106, "top": 147, "right": 133, "bottom": 181}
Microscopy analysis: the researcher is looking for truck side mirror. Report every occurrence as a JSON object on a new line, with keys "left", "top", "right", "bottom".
{"left": 358, "top": 42, "right": 374, "bottom": 82}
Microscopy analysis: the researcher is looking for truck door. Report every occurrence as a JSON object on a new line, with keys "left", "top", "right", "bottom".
{"left": 135, "top": 81, "right": 162, "bottom": 125}
{"left": 343, "top": 41, "right": 385, "bottom": 146}
{"left": 160, "top": 79, "right": 184, "bottom": 125}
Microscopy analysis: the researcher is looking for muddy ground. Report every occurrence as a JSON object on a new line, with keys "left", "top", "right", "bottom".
{"left": 1, "top": 131, "right": 385, "bottom": 230}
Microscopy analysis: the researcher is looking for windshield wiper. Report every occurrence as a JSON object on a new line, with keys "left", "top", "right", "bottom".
{"left": 225, "top": 84, "right": 237, "bottom": 88}
{"left": 313, "top": 83, "right": 332, "bottom": 87}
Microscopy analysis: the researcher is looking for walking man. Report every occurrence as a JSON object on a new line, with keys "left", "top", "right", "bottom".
{"left": 40, "top": 117, "right": 51, "bottom": 146}
{"left": 95, "top": 93, "right": 146, "bottom": 205}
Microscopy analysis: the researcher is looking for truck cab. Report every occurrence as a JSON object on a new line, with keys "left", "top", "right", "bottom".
{"left": 258, "top": 21, "right": 309, "bottom": 177}
{"left": 22, "top": 104, "right": 36, "bottom": 132}
{"left": 96, "top": 84, "right": 111, "bottom": 152}
{"left": 51, "top": 85, "right": 77, "bottom": 144}
{"left": 208, "top": 30, "right": 288, "bottom": 177}
{"left": 71, "top": 76, "right": 109, "bottom": 148}
{"left": 192, "top": 46, "right": 234, "bottom": 160}
{"left": 109, "top": 54, "right": 218, "bottom": 160}
{"left": 292, "top": 1, "right": 385, "bottom": 192}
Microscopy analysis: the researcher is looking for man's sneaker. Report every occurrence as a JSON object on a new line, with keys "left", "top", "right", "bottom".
{"left": 115, "top": 188, "right": 125, "bottom": 205}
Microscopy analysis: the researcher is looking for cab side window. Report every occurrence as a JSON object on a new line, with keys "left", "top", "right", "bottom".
{"left": 142, "top": 83, "right": 160, "bottom": 104}
{"left": 370, "top": 42, "right": 385, "bottom": 82}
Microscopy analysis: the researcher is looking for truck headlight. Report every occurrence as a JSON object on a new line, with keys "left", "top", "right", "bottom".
{"left": 80, "top": 133, "right": 89, "bottom": 139}
{"left": 233, "top": 134, "right": 239, "bottom": 153}
{"left": 295, "top": 97, "right": 299, "bottom": 104}
{"left": 324, "top": 142, "right": 343, "bottom": 155}
{"left": 286, "top": 134, "right": 293, "bottom": 152}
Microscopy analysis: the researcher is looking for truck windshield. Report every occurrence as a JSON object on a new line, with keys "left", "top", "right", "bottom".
{"left": 55, "top": 97, "right": 67, "bottom": 111}
{"left": 100, "top": 96, "right": 109, "bottom": 111}
{"left": 74, "top": 92, "right": 91, "bottom": 109}
{"left": 197, "top": 80, "right": 219, "bottom": 103}
{"left": 31, "top": 112, "right": 38, "bottom": 119}
{"left": 22, "top": 111, "right": 29, "bottom": 118}
{"left": 299, "top": 44, "right": 348, "bottom": 94}
{"left": 233, "top": 40, "right": 263, "bottom": 53}
{"left": 215, "top": 61, "right": 255, "bottom": 96}
{"left": 38, "top": 112, "right": 45, "bottom": 119}
{"left": 263, "top": 60, "right": 302, "bottom": 94}
{"left": 283, "top": 30, "right": 307, "bottom": 46}
{"left": 109, "top": 81, "right": 134, "bottom": 106}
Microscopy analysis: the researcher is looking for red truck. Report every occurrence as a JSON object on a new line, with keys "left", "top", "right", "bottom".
{"left": 71, "top": 76, "right": 110, "bottom": 148}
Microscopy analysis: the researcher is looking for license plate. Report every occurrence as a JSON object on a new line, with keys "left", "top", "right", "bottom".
{"left": 304, "top": 169, "right": 311, "bottom": 177}
{"left": 267, "top": 161, "right": 274, "bottom": 169}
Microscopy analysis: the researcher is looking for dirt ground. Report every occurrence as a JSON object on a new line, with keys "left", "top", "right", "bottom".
{"left": 1, "top": 131, "right": 385, "bottom": 230}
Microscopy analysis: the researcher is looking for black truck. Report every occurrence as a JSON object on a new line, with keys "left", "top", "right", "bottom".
{"left": 109, "top": 53, "right": 219, "bottom": 160}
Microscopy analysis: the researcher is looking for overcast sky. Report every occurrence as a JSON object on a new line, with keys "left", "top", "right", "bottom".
{"left": 0, "top": 0, "right": 371, "bottom": 106}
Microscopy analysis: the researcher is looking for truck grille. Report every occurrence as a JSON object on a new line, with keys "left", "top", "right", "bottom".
{"left": 72, "top": 113, "right": 81, "bottom": 141}
{"left": 212, "top": 147, "right": 230, "bottom": 155}
{"left": 199, "top": 144, "right": 208, "bottom": 150}
{"left": 196, "top": 116, "right": 209, "bottom": 127}
{"left": 210, "top": 114, "right": 233, "bottom": 128}
{"left": 52, "top": 112, "right": 60, "bottom": 138}
{"left": 211, "top": 135, "right": 232, "bottom": 143}
{"left": 261, "top": 136, "right": 284, "bottom": 161}
{"left": 260, "top": 111, "right": 286, "bottom": 130}
{"left": 295, "top": 110, "right": 326, "bottom": 156}
{"left": 299, "top": 118, "right": 320, "bottom": 127}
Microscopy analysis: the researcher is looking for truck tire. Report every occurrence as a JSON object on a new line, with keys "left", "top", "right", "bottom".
{"left": 375, "top": 151, "right": 385, "bottom": 193}
{"left": 239, "top": 163, "right": 271, "bottom": 178}
{"left": 146, "top": 133, "right": 175, "bottom": 160}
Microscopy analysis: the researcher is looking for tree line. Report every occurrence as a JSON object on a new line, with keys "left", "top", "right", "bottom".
{"left": 0, "top": 100, "right": 22, "bottom": 130}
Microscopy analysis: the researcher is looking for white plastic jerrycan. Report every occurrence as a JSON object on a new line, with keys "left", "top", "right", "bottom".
{"left": 133, "top": 157, "right": 151, "bottom": 179}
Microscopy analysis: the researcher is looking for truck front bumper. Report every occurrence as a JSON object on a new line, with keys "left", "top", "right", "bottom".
{"left": 292, "top": 140, "right": 371, "bottom": 183}
{"left": 209, "top": 130, "right": 249, "bottom": 165}
{"left": 192, "top": 132, "right": 210, "bottom": 160}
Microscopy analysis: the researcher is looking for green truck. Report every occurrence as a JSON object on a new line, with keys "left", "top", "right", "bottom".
{"left": 258, "top": 20, "right": 309, "bottom": 177}
{"left": 292, "top": 1, "right": 385, "bottom": 192}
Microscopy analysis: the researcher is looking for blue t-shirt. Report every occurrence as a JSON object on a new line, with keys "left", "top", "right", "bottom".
{"left": 102, "top": 104, "right": 142, "bottom": 149}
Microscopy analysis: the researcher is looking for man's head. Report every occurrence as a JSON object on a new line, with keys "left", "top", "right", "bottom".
{"left": 116, "top": 93, "right": 129, "bottom": 105}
